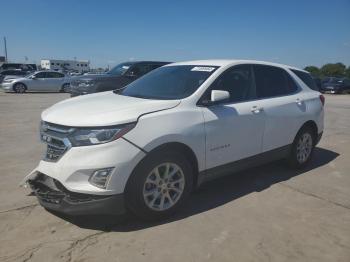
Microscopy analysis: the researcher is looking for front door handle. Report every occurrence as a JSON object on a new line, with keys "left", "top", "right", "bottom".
{"left": 251, "top": 106, "right": 263, "bottom": 114}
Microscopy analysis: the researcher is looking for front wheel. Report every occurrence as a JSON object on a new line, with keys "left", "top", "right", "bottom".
{"left": 287, "top": 127, "right": 315, "bottom": 169}
{"left": 125, "top": 151, "right": 193, "bottom": 220}
{"left": 13, "top": 83, "right": 26, "bottom": 93}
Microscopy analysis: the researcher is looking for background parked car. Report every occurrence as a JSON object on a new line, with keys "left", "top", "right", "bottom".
{"left": 0, "top": 63, "right": 37, "bottom": 72}
{"left": 312, "top": 76, "right": 322, "bottom": 91}
{"left": 1, "top": 71, "right": 71, "bottom": 93}
{"left": 69, "top": 61, "right": 170, "bottom": 97}
{"left": 0, "top": 70, "right": 29, "bottom": 83}
{"left": 320, "top": 77, "right": 350, "bottom": 94}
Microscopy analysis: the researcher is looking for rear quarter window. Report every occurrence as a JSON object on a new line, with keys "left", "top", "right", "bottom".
{"left": 291, "top": 69, "right": 318, "bottom": 91}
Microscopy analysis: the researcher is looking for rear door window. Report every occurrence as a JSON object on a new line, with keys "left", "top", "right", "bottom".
{"left": 253, "top": 65, "right": 298, "bottom": 98}
{"left": 46, "top": 72, "right": 64, "bottom": 78}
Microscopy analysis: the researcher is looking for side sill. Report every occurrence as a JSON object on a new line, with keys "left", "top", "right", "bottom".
{"left": 197, "top": 145, "right": 291, "bottom": 186}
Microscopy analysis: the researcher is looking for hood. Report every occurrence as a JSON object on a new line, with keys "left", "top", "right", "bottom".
{"left": 4, "top": 76, "right": 27, "bottom": 82}
{"left": 42, "top": 91, "right": 181, "bottom": 127}
{"left": 72, "top": 74, "right": 116, "bottom": 82}
{"left": 4, "top": 75, "right": 24, "bottom": 81}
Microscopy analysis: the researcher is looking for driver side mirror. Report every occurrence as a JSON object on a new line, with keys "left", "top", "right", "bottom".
{"left": 30, "top": 75, "right": 37, "bottom": 79}
{"left": 211, "top": 90, "right": 230, "bottom": 103}
{"left": 201, "top": 90, "right": 230, "bottom": 106}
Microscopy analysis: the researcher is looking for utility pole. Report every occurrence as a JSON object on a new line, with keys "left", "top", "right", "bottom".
{"left": 4, "top": 37, "right": 8, "bottom": 62}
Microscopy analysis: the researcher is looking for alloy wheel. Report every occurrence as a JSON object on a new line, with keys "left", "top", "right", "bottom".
{"left": 143, "top": 162, "right": 185, "bottom": 211}
{"left": 15, "top": 84, "right": 26, "bottom": 93}
{"left": 296, "top": 133, "right": 313, "bottom": 163}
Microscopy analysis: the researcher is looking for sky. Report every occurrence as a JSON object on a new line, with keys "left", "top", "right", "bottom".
{"left": 1, "top": 0, "right": 350, "bottom": 69}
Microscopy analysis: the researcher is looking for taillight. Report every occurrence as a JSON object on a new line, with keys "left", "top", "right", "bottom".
{"left": 319, "top": 94, "right": 325, "bottom": 106}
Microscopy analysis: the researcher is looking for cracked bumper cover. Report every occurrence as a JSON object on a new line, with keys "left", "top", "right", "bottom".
{"left": 28, "top": 173, "right": 125, "bottom": 216}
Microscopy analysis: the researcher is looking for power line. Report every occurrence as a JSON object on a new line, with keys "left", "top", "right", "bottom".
{"left": 4, "top": 37, "right": 8, "bottom": 62}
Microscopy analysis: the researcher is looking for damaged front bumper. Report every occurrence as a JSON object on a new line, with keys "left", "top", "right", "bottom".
{"left": 28, "top": 173, "right": 125, "bottom": 216}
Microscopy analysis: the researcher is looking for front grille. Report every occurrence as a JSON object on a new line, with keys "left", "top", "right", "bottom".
{"left": 40, "top": 122, "right": 75, "bottom": 162}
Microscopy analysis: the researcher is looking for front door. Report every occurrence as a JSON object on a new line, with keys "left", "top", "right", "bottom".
{"left": 201, "top": 65, "right": 265, "bottom": 170}
{"left": 29, "top": 72, "right": 47, "bottom": 91}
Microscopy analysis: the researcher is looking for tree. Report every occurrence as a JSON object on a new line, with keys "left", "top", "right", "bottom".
{"left": 320, "top": 63, "right": 346, "bottom": 77}
{"left": 346, "top": 66, "right": 350, "bottom": 78}
{"left": 304, "top": 66, "right": 321, "bottom": 76}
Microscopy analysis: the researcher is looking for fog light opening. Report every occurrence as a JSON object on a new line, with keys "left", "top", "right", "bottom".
{"left": 89, "top": 168, "right": 114, "bottom": 189}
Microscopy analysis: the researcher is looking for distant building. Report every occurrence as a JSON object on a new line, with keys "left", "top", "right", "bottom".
{"left": 40, "top": 59, "right": 90, "bottom": 72}
{"left": 0, "top": 56, "right": 5, "bottom": 63}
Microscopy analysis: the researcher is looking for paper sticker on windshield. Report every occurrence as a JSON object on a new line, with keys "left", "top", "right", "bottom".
{"left": 122, "top": 66, "right": 130, "bottom": 69}
{"left": 191, "top": 66, "right": 215, "bottom": 72}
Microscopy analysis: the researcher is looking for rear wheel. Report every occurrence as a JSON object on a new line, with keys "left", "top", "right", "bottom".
{"left": 61, "top": 83, "right": 70, "bottom": 93}
{"left": 125, "top": 151, "right": 193, "bottom": 220}
{"left": 287, "top": 127, "right": 315, "bottom": 169}
{"left": 13, "top": 83, "right": 26, "bottom": 93}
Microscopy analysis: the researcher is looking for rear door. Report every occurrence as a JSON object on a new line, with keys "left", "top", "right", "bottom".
{"left": 252, "top": 64, "right": 304, "bottom": 152}
{"left": 45, "top": 72, "right": 65, "bottom": 91}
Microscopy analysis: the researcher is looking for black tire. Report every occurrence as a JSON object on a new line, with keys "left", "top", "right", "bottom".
{"left": 13, "top": 83, "right": 26, "bottom": 93}
{"left": 61, "top": 83, "right": 70, "bottom": 93}
{"left": 287, "top": 127, "right": 315, "bottom": 169}
{"left": 125, "top": 150, "right": 193, "bottom": 220}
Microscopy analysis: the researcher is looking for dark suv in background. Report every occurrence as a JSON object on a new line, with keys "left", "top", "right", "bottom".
{"left": 320, "top": 77, "right": 350, "bottom": 94}
{"left": 69, "top": 61, "right": 170, "bottom": 97}
{"left": 0, "top": 70, "right": 29, "bottom": 83}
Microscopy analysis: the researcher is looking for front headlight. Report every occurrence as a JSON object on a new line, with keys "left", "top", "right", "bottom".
{"left": 68, "top": 123, "right": 135, "bottom": 146}
{"left": 3, "top": 79, "right": 15, "bottom": 83}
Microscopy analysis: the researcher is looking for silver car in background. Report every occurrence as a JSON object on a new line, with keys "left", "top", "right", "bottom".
{"left": 1, "top": 71, "right": 71, "bottom": 93}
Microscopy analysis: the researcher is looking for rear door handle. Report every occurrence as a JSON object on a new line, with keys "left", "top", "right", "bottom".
{"left": 251, "top": 106, "right": 263, "bottom": 114}
{"left": 296, "top": 98, "right": 303, "bottom": 106}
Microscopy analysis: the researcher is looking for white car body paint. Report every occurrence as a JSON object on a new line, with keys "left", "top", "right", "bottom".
{"left": 23, "top": 60, "right": 324, "bottom": 199}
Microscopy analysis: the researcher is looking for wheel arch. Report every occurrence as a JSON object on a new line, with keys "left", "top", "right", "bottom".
{"left": 13, "top": 82, "right": 27, "bottom": 91}
{"left": 128, "top": 142, "right": 200, "bottom": 191}
{"left": 61, "top": 82, "right": 70, "bottom": 92}
{"left": 297, "top": 120, "right": 318, "bottom": 141}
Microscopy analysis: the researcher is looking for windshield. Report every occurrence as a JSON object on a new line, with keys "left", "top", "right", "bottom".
{"left": 107, "top": 62, "right": 133, "bottom": 76}
{"left": 25, "top": 72, "right": 36, "bottom": 78}
{"left": 120, "top": 65, "right": 218, "bottom": 100}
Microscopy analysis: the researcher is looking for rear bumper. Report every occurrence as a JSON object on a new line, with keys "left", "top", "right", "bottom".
{"left": 28, "top": 173, "right": 125, "bottom": 216}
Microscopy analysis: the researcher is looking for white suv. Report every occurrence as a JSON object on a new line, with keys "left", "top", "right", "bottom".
{"left": 23, "top": 60, "right": 324, "bottom": 220}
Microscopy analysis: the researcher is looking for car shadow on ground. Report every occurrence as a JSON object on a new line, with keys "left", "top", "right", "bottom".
{"left": 50, "top": 147, "right": 339, "bottom": 232}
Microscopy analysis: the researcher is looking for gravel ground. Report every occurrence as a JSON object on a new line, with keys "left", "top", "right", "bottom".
{"left": 0, "top": 92, "right": 349, "bottom": 262}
